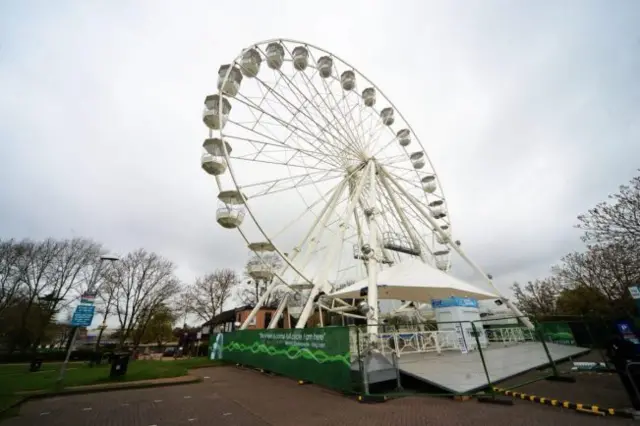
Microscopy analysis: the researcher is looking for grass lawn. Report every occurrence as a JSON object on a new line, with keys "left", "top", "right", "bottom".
{"left": 0, "top": 357, "right": 221, "bottom": 415}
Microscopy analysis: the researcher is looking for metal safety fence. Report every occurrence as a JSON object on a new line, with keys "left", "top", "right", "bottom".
{"left": 349, "top": 315, "right": 640, "bottom": 414}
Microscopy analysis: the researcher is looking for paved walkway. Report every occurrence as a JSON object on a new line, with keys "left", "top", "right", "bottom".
{"left": 3, "top": 366, "right": 635, "bottom": 426}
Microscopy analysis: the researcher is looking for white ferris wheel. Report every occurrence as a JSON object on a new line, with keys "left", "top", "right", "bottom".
{"left": 200, "top": 38, "right": 530, "bottom": 333}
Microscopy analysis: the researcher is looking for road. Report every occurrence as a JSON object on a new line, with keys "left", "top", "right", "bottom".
{"left": 4, "top": 366, "right": 633, "bottom": 426}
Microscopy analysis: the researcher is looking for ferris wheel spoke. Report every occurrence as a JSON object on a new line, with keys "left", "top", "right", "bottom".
{"left": 315, "top": 70, "right": 366, "bottom": 154}
{"left": 233, "top": 93, "right": 357, "bottom": 164}
{"left": 346, "top": 90, "right": 370, "bottom": 152}
{"left": 251, "top": 46, "right": 361, "bottom": 162}
{"left": 370, "top": 133, "right": 404, "bottom": 161}
{"left": 226, "top": 119, "right": 344, "bottom": 170}
{"left": 230, "top": 151, "right": 338, "bottom": 172}
{"left": 224, "top": 134, "right": 342, "bottom": 168}
{"left": 246, "top": 65, "right": 360, "bottom": 162}
{"left": 294, "top": 73, "right": 366, "bottom": 157}
{"left": 262, "top": 65, "right": 361, "bottom": 160}
{"left": 285, "top": 49, "right": 365, "bottom": 154}
{"left": 238, "top": 169, "right": 343, "bottom": 199}
{"left": 270, "top": 179, "right": 346, "bottom": 241}
{"left": 232, "top": 90, "right": 346, "bottom": 165}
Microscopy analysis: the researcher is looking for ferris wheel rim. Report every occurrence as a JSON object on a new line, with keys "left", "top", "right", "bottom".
{"left": 213, "top": 38, "right": 452, "bottom": 289}
{"left": 227, "top": 38, "right": 449, "bottom": 215}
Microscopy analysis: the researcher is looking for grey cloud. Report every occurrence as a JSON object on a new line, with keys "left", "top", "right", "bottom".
{"left": 1, "top": 1, "right": 639, "bottom": 300}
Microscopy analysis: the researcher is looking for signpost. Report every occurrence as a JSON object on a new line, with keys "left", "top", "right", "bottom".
{"left": 57, "top": 255, "right": 119, "bottom": 383}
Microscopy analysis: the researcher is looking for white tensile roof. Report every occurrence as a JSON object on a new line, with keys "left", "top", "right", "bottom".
{"left": 329, "top": 258, "right": 497, "bottom": 303}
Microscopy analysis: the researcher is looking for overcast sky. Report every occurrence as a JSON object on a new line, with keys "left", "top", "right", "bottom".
{"left": 1, "top": 1, "right": 639, "bottom": 301}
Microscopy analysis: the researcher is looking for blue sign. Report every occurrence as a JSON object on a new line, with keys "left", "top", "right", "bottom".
{"left": 71, "top": 304, "right": 95, "bottom": 327}
{"left": 616, "top": 319, "right": 640, "bottom": 346}
{"left": 431, "top": 297, "right": 479, "bottom": 309}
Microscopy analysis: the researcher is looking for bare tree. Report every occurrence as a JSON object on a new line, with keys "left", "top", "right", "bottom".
{"left": 105, "top": 249, "right": 181, "bottom": 347}
{"left": 577, "top": 171, "right": 640, "bottom": 245}
{"left": 237, "top": 253, "right": 285, "bottom": 308}
{"left": 8, "top": 239, "right": 63, "bottom": 352}
{"left": 510, "top": 277, "right": 562, "bottom": 317}
{"left": 42, "top": 239, "right": 102, "bottom": 313}
{"left": 0, "top": 239, "right": 23, "bottom": 317}
{"left": 554, "top": 243, "right": 639, "bottom": 315}
{"left": 94, "top": 278, "right": 118, "bottom": 348}
{"left": 186, "top": 268, "right": 238, "bottom": 323}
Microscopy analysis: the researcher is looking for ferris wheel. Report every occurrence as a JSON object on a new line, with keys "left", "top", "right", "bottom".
{"left": 200, "top": 39, "right": 531, "bottom": 332}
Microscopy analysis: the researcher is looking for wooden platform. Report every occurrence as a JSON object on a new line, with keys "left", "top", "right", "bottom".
{"left": 397, "top": 342, "right": 589, "bottom": 394}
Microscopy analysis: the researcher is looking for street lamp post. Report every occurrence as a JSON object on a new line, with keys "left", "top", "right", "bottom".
{"left": 57, "top": 254, "right": 119, "bottom": 383}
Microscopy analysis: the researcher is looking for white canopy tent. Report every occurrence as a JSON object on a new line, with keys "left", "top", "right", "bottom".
{"left": 329, "top": 258, "right": 497, "bottom": 303}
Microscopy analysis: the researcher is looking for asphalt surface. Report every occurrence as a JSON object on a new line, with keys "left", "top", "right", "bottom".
{"left": 3, "top": 366, "right": 634, "bottom": 426}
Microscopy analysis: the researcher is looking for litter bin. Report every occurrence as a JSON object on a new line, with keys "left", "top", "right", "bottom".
{"left": 29, "top": 358, "right": 43, "bottom": 372}
{"left": 110, "top": 353, "right": 130, "bottom": 378}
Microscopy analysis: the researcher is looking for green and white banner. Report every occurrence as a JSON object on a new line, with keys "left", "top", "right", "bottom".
{"left": 221, "top": 327, "right": 351, "bottom": 390}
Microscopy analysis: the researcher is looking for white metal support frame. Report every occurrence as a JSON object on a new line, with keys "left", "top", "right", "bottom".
{"left": 295, "top": 162, "right": 372, "bottom": 328}
{"left": 241, "top": 179, "right": 348, "bottom": 330}
{"left": 378, "top": 171, "right": 428, "bottom": 263}
{"left": 380, "top": 166, "right": 535, "bottom": 330}
{"left": 206, "top": 38, "right": 521, "bottom": 337}
{"left": 366, "top": 161, "right": 380, "bottom": 335}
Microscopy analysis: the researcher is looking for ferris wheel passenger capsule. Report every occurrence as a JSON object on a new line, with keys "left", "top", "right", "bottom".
{"left": 397, "top": 129, "right": 411, "bottom": 147}
{"left": 216, "top": 190, "right": 246, "bottom": 229}
{"left": 421, "top": 175, "right": 437, "bottom": 193}
{"left": 341, "top": 71, "right": 356, "bottom": 91}
{"left": 362, "top": 87, "right": 376, "bottom": 107}
{"left": 217, "top": 64, "right": 243, "bottom": 97}
{"left": 247, "top": 242, "right": 276, "bottom": 281}
{"left": 292, "top": 46, "right": 309, "bottom": 71}
{"left": 380, "top": 107, "right": 395, "bottom": 125}
{"left": 435, "top": 256, "right": 450, "bottom": 271}
{"left": 434, "top": 249, "right": 451, "bottom": 271}
{"left": 201, "top": 138, "right": 233, "bottom": 176}
{"left": 436, "top": 224, "right": 451, "bottom": 245}
{"left": 429, "top": 200, "right": 446, "bottom": 219}
{"left": 266, "top": 42, "right": 285, "bottom": 70}
{"left": 317, "top": 56, "right": 333, "bottom": 78}
{"left": 409, "top": 151, "right": 425, "bottom": 169}
{"left": 203, "top": 94, "right": 232, "bottom": 130}
{"left": 239, "top": 48, "right": 262, "bottom": 78}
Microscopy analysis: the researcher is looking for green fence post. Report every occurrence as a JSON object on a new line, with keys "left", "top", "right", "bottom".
{"left": 536, "top": 321, "right": 576, "bottom": 383}
{"left": 582, "top": 316, "right": 609, "bottom": 368}
{"left": 473, "top": 322, "right": 512, "bottom": 405}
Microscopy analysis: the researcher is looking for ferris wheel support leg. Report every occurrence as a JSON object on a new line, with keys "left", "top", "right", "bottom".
{"left": 295, "top": 163, "right": 371, "bottom": 329}
{"left": 380, "top": 166, "right": 535, "bottom": 331}
{"left": 366, "top": 161, "right": 381, "bottom": 337}
{"left": 221, "top": 140, "right": 328, "bottom": 290}
{"left": 288, "top": 180, "right": 348, "bottom": 280}
{"left": 267, "top": 293, "right": 290, "bottom": 329}
{"left": 279, "top": 180, "right": 347, "bottom": 277}
{"left": 239, "top": 278, "right": 278, "bottom": 330}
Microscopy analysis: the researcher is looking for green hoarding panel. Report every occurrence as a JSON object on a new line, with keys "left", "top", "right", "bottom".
{"left": 221, "top": 327, "right": 351, "bottom": 390}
